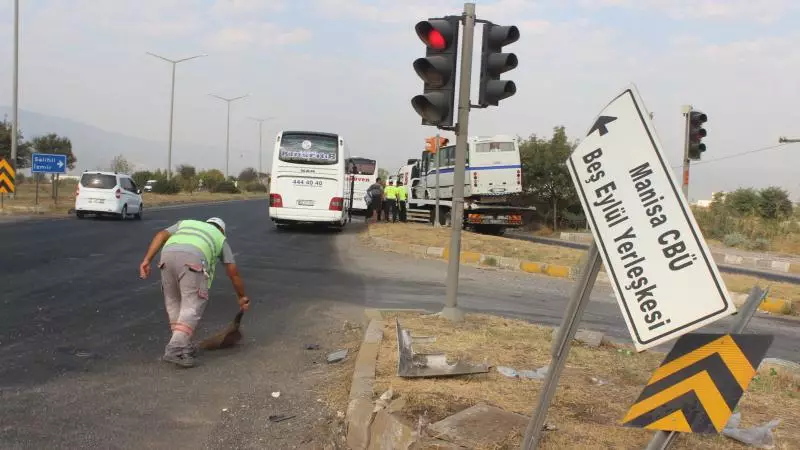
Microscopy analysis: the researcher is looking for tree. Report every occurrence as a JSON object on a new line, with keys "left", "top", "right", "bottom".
{"left": 378, "top": 168, "right": 390, "bottom": 181}
{"left": 0, "top": 118, "right": 33, "bottom": 169}
{"left": 176, "top": 164, "right": 198, "bottom": 193}
{"left": 31, "top": 134, "right": 77, "bottom": 170}
{"left": 724, "top": 188, "right": 760, "bottom": 216}
{"left": 758, "top": 186, "right": 793, "bottom": 219}
{"left": 238, "top": 167, "right": 259, "bottom": 183}
{"left": 176, "top": 164, "right": 196, "bottom": 179}
{"left": 519, "top": 126, "right": 581, "bottom": 230}
{"left": 109, "top": 155, "right": 134, "bottom": 174}
{"left": 132, "top": 171, "right": 154, "bottom": 188}
{"left": 198, "top": 169, "right": 225, "bottom": 191}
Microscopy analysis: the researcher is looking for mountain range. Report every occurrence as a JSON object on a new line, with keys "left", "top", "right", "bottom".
{"left": 0, "top": 107, "right": 227, "bottom": 175}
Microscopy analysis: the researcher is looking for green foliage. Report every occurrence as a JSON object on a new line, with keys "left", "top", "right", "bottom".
{"left": 757, "top": 186, "right": 793, "bottom": 219}
{"left": 238, "top": 167, "right": 259, "bottom": 183}
{"left": 0, "top": 119, "right": 34, "bottom": 168}
{"left": 198, "top": 169, "right": 225, "bottom": 191}
{"left": 724, "top": 188, "right": 760, "bottom": 216}
{"left": 132, "top": 170, "right": 155, "bottom": 188}
{"left": 176, "top": 164, "right": 196, "bottom": 179}
{"left": 518, "top": 126, "right": 583, "bottom": 230}
{"left": 32, "top": 133, "right": 77, "bottom": 170}
{"left": 723, "top": 232, "right": 748, "bottom": 248}
{"left": 378, "top": 168, "right": 390, "bottom": 182}
{"left": 152, "top": 178, "right": 181, "bottom": 195}
{"left": 243, "top": 181, "right": 268, "bottom": 193}
{"left": 212, "top": 180, "right": 240, "bottom": 194}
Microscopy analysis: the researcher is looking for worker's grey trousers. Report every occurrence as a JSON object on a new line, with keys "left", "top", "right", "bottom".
{"left": 159, "top": 251, "right": 210, "bottom": 356}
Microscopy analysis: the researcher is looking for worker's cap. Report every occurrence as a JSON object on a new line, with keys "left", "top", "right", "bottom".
{"left": 206, "top": 217, "right": 226, "bottom": 233}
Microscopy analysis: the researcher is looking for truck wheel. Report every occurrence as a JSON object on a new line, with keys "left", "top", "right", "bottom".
{"left": 440, "top": 209, "right": 452, "bottom": 227}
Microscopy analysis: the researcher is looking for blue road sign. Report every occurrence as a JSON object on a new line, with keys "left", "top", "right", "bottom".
{"left": 31, "top": 153, "right": 67, "bottom": 174}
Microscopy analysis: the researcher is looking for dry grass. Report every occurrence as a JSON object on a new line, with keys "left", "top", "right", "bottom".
{"left": 723, "top": 274, "right": 800, "bottom": 311}
{"left": 318, "top": 321, "right": 366, "bottom": 413}
{"left": 374, "top": 312, "right": 800, "bottom": 450}
{"left": 366, "top": 222, "right": 583, "bottom": 267}
{"left": 0, "top": 182, "right": 266, "bottom": 216}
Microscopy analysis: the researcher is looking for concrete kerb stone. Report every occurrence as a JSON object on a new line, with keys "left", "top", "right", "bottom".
{"left": 346, "top": 318, "right": 384, "bottom": 450}
{"left": 362, "top": 234, "right": 794, "bottom": 316}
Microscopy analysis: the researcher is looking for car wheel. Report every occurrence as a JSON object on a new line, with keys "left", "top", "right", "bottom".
{"left": 134, "top": 204, "right": 143, "bottom": 220}
{"left": 119, "top": 205, "right": 128, "bottom": 221}
{"left": 76, "top": 212, "right": 85, "bottom": 219}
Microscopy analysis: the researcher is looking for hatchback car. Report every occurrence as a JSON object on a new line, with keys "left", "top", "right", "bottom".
{"left": 74, "top": 171, "right": 143, "bottom": 220}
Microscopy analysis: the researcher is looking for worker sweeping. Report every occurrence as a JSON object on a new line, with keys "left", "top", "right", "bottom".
{"left": 139, "top": 217, "right": 250, "bottom": 368}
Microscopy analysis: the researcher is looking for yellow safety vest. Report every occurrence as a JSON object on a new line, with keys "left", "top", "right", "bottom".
{"left": 396, "top": 187, "right": 407, "bottom": 201}
{"left": 385, "top": 186, "right": 397, "bottom": 200}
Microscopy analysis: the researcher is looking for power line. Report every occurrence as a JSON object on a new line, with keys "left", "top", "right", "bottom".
{"left": 671, "top": 142, "right": 794, "bottom": 169}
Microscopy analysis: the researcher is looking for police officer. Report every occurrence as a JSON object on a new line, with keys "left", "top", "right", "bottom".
{"left": 396, "top": 180, "right": 408, "bottom": 222}
{"left": 139, "top": 217, "right": 250, "bottom": 368}
{"left": 383, "top": 180, "right": 397, "bottom": 222}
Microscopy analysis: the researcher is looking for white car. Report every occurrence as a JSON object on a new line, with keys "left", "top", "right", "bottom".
{"left": 74, "top": 171, "right": 143, "bottom": 220}
{"left": 143, "top": 179, "right": 157, "bottom": 192}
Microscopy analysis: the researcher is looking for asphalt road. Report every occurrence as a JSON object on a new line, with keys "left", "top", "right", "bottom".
{"left": 0, "top": 199, "right": 365, "bottom": 450}
{"left": 1, "top": 200, "right": 797, "bottom": 449}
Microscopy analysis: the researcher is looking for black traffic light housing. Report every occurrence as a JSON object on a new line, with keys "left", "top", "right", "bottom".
{"left": 688, "top": 111, "right": 707, "bottom": 160}
{"left": 411, "top": 17, "right": 460, "bottom": 128}
{"left": 478, "top": 23, "right": 519, "bottom": 107}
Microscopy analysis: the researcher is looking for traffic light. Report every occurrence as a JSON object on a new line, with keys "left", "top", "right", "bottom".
{"left": 478, "top": 23, "right": 519, "bottom": 107}
{"left": 411, "top": 17, "right": 460, "bottom": 128}
{"left": 688, "top": 111, "right": 707, "bottom": 160}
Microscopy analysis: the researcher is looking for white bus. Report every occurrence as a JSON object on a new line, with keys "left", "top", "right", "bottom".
{"left": 345, "top": 157, "right": 378, "bottom": 214}
{"left": 269, "top": 130, "right": 351, "bottom": 229}
{"left": 422, "top": 134, "right": 522, "bottom": 201}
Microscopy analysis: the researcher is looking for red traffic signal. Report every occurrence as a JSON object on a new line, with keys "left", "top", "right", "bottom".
{"left": 412, "top": 17, "right": 460, "bottom": 128}
{"left": 415, "top": 20, "right": 456, "bottom": 49}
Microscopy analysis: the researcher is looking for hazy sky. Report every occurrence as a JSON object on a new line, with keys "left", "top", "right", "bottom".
{"left": 0, "top": 0, "right": 799, "bottom": 201}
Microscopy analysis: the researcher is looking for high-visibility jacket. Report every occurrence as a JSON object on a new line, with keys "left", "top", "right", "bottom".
{"left": 384, "top": 186, "right": 397, "bottom": 200}
{"left": 396, "top": 186, "right": 407, "bottom": 201}
{"left": 164, "top": 219, "right": 226, "bottom": 287}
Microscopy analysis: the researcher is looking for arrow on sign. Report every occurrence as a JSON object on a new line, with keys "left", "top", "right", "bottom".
{"left": 587, "top": 115, "right": 617, "bottom": 137}
{"left": 57, "top": 160, "right": 64, "bottom": 168}
{"left": 0, "top": 158, "right": 15, "bottom": 194}
{"left": 622, "top": 333, "right": 773, "bottom": 434}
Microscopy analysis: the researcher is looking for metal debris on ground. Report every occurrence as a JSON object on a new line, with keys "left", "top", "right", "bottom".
{"left": 396, "top": 318, "right": 490, "bottom": 378}
{"left": 373, "top": 389, "right": 394, "bottom": 413}
{"left": 496, "top": 366, "right": 548, "bottom": 380}
{"left": 327, "top": 349, "right": 348, "bottom": 363}
{"left": 590, "top": 376, "right": 609, "bottom": 386}
{"left": 722, "top": 413, "right": 780, "bottom": 449}
{"left": 271, "top": 392, "right": 281, "bottom": 398}
{"left": 268, "top": 414, "right": 296, "bottom": 423}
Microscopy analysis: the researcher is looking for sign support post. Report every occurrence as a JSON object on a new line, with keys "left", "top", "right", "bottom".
{"left": 520, "top": 242, "right": 602, "bottom": 449}
{"left": 644, "top": 285, "right": 769, "bottom": 450}
{"left": 434, "top": 133, "right": 441, "bottom": 228}
{"left": 441, "top": 2, "right": 476, "bottom": 322}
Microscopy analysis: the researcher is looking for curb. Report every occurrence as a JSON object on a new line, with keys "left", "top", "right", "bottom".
{"left": 560, "top": 231, "right": 800, "bottom": 275}
{"left": 346, "top": 316, "right": 384, "bottom": 450}
{"left": 366, "top": 234, "right": 795, "bottom": 317}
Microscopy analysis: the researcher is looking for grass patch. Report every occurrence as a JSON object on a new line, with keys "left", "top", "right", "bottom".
{"left": 0, "top": 182, "right": 266, "bottom": 216}
{"left": 374, "top": 312, "right": 800, "bottom": 449}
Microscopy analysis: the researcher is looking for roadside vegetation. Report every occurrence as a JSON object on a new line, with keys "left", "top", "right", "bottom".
{"left": 374, "top": 312, "right": 799, "bottom": 449}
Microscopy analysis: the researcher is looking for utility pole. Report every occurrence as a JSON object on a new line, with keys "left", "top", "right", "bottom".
{"left": 778, "top": 137, "right": 800, "bottom": 143}
{"left": 10, "top": 0, "right": 19, "bottom": 199}
{"left": 434, "top": 133, "right": 441, "bottom": 228}
{"left": 209, "top": 94, "right": 249, "bottom": 178}
{"left": 249, "top": 117, "right": 275, "bottom": 176}
{"left": 146, "top": 52, "right": 207, "bottom": 180}
{"left": 680, "top": 105, "right": 692, "bottom": 200}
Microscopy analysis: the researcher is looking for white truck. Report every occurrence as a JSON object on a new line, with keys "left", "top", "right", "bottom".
{"left": 398, "top": 134, "right": 534, "bottom": 235}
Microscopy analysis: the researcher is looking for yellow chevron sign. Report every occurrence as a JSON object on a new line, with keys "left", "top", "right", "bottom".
{"left": 0, "top": 158, "right": 14, "bottom": 193}
{"left": 622, "top": 333, "right": 773, "bottom": 433}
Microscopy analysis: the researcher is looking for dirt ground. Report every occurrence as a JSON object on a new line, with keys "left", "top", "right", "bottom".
{"left": 373, "top": 312, "right": 799, "bottom": 450}
{"left": 364, "top": 223, "right": 800, "bottom": 313}
{"left": 0, "top": 183, "right": 266, "bottom": 216}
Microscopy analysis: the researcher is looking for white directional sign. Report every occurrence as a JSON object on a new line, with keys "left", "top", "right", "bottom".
{"left": 567, "top": 85, "right": 735, "bottom": 351}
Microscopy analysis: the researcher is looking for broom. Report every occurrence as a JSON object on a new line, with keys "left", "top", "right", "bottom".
{"left": 198, "top": 309, "right": 244, "bottom": 351}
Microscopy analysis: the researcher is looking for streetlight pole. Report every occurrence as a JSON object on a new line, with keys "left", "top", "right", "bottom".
{"left": 10, "top": 0, "right": 19, "bottom": 198}
{"left": 778, "top": 137, "right": 800, "bottom": 143}
{"left": 209, "top": 94, "right": 249, "bottom": 178}
{"left": 249, "top": 117, "right": 275, "bottom": 175}
{"left": 146, "top": 52, "right": 207, "bottom": 180}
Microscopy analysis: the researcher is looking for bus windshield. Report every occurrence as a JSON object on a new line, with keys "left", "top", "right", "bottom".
{"left": 278, "top": 133, "right": 339, "bottom": 165}
{"left": 349, "top": 158, "right": 376, "bottom": 175}
{"left": 475, "top": 142, "right": 515, "bottom": 153}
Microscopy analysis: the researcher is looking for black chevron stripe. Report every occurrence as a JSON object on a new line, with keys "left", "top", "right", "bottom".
{"left": 660, "top": 333, "right": 721, "bottom": 365}
{"left": 624, "top": 390, "right": 717, "bottom": 433}
{"left": 731, "top": 334, "right": 774, "bottom": 369}
{"left": 635, "top": 353, "right": 743, "bottom": 411}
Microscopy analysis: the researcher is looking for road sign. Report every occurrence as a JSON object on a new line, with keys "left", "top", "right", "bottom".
{"left": 622, "top": 333, "right": 773, "bottom": 433}
{"left": 0, "top": 158, "right": 15, "bottom": 193}
{"left": 566, "top": 85, "right": 736, "bottom": 351}
{"left": 31, "top": 153, "right": 67, "bottom": 174}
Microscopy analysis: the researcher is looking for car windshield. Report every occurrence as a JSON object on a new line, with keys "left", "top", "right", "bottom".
{"left": 80, "top": 174, "right": 117, "bottom": 189}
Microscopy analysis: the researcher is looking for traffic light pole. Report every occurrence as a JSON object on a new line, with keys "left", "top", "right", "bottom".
{"left": 441, "top": 2, "right": 476, "bottom": 322}
{"left": 680, "top": 105, "right": 692, "bottom": 200}
{"left": 434, "top": 133, "right": 441, "bottom": 228}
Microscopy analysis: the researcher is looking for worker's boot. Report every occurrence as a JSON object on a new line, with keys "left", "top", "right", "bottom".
{"left": 162, "top": 349, "right": 195, "bottom": 368}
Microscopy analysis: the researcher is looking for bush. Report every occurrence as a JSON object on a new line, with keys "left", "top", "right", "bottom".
{"left": 151, "top": 178, "right": 181, "bottom": 195}
{"left": 723, "top": 232, "right": 749, "bottom": 248}
{"left": 212, "top": 180, "right": 240, "bottom": 194}
{"left": 244, "top": 181, "right": 268, "bottom": 193}
{"left": 749, "top": 238, "right": 771, "bottom": 251}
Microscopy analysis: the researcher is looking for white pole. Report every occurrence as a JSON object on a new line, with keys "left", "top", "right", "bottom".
{"left": 209, "top": 94, "right": 249, "bottom": 178}
{"left": 10, "top": 0, "right": 19, "bottom": 198}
